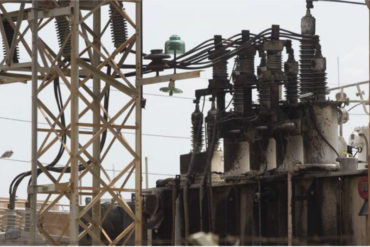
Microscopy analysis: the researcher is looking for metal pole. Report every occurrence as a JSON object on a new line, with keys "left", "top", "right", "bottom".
{"left": 145, "top": 157, "right": 152, "bottom": 246}
{"left": 174, "top": 50, "right": 177, "bottom": 74}
{"left": 337, "top": 57, "right": 340, "bottom": 87}
{"left": 145, "top": 157, "right": 148, "bottom": 189}
{"left": 69, "top": 0, "right": 80, "bottom": 244}
{"left": 92, "top": 5, "right": 101, "bottom": 245}
{"left": 135, "top": 0, "right": 143, "bottom": 245}
{"left": 31, "top": 0, "right": 38, "bottom": 244}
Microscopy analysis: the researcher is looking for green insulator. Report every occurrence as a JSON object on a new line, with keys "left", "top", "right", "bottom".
{"left": 165, "top": 35, "right": 185, "bottom": 55}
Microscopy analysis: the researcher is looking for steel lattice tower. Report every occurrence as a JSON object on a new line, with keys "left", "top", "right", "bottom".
{"left": 0, "top": 0, "right": 143, "bottom": 245}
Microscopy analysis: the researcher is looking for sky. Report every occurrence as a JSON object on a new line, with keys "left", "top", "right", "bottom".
{"left": 0, "top": 0, "right": 368, "bottom": 201}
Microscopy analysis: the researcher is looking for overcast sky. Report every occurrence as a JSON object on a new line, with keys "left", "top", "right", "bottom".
{"left": 0, "top": 0, "right": 368, "bottom": 201}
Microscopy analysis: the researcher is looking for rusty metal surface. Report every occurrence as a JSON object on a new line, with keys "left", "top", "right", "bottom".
{"left": 146, "top": 173, "right": 368, "bottom": 245}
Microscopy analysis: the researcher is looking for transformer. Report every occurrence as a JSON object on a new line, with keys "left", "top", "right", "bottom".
{"left": 142, "top": 3, "right": 369, "bottom": 246}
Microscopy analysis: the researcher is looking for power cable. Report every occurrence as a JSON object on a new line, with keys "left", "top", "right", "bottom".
{"left": 308, "top": 106, "right": 340, "bottom": 157}
{"left": 313, "top": 0, "right": 366, "bottom": 5}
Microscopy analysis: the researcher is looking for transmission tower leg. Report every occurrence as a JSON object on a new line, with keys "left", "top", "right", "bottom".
{"left": 69, "top": 0, "right": 80, "bottom": 245}
{"left": 135, "top": 0, "right": 143, "bottom": 245}
{"left": 92, "top": 6, "right": 102, "bottom": 246}
{"left": 30, "top": 0, "right": 38, "bottom": 244}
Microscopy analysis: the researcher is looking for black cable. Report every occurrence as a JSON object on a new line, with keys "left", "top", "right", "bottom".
{"left": 183, "top": 96, "right": 206, "bottom": 243}
{"left": 174, "top": 33, "right": 254, "bottom": 67}
{"left": 175, "top": 29, "right": 272, "bottom": 70}
{"left": 348, "top": 103, "right": 362, "bottom": 112}
{"left": 199, "top": 111, "right": 218, "bottom": 232}
{"left": 176, "top": 38, "right": 215, "bottom": 60}
{"left": 101, "top": 66, "right": 112, "bottom": 150}
{"left": 9, "top": 77, "right": 68, "bottom": 209}
{"left": 176, "top": 33, "right": 246, "bottom": 64}
{"left": 313, "top": 0, "right": 366, "bottom": 5}
{"left": 9, "top": 71, "right": 113, "bottom": 208}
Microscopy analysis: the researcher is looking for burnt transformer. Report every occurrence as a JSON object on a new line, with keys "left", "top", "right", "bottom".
{"left": 143, "top": 3, "right": 368, "bottom": 246}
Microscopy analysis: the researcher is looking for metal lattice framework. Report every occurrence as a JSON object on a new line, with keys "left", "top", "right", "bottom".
{"left": 0, "top": 0, "right": 143, "bottom": 245}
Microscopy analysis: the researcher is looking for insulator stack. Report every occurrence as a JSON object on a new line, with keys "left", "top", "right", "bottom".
{"left": 55, "top": 16, "right": 71, "bottom": 60}
{"left": 209, "top": 35, "right": 229, "bottom": 112}
{"left": 265, "top": 25, "right": 283, "bottom": 74}
{"left": 233, "top": 77, "right": 244, "bottom": 114}
{"left": 310, "top": 40, "right": 327, "bottom": 101}
{"left": 259, "top": 80, "right": 271, "bottom": 109}
{"left": 2, "top": 20, "right": 19, "bottom": 63}
{"left": 213, "top": 58, "right": 228, "bottom": 112}
{"left": 257, "top": 51, "right": 269, "bottom": 109}
{"left": 239, "top": 53, "right": 255, "bottom": 74}
{"left": 24, "top": 207, "right": 30, "bottom": 232}
{"left": 191, "top": 103, "right": 204, "bottom": 153}
{"left": 206, "top": 100, "right": 218, "bottom": 149}
{"left": 233, "top": 30, "right": 256, "bottom": 116}
{"left": 300, "top": 9, "right": 315, "bottom": 101}
{"left": 6, "top": 209, "right": 16, "bottom": 231}
{"left": 213, "top": 60, "right": 228, "bottom": 80}
{"left": 259, "top": 26, "right": 285, "bottom": 109}
{"left": 300, "top": 37, "right": 327, "bottom": 101}
{"left": 300, "top": 9, "right": 327, "bottom": 102}
{"left": 233, "top": 80, "right": 253, "bottom": 115}
{"left": 266, "top": 52, "right": 282, "bottom": 72}
{"left": 110, "top": 2, "right": 128, "bottom": 50}
{"left": 211, "top": 35, "right": 228, "bottom": 80}
{"left": 266, "top": 51, "right": 283, "bottom": 108}
{"left": 284, "top": 54, "right": 299, "bottom": 104}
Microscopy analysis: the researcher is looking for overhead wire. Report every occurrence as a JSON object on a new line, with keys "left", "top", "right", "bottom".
{"left": 0, "top": 158, "right": 176, "bottom": 177}
{"left": 0, "top": 116, "right": 191, "bottom": 140}
{"left": 313, "top": 0, "right": 366, "bottom": 5}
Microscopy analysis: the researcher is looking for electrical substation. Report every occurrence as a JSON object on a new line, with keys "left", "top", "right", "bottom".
{"left": 0, "top": 0, "right": 369, "bottom": 245}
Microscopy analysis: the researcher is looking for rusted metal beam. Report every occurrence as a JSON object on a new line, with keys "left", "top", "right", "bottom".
{"left": 138, "top": 70, "right": 202, "bottom": 86}
{"left": 78, "top": 58, "right": 137, "bottom": 96}
{"left": 328, "top": 80, "right": 369, "bottom": 91}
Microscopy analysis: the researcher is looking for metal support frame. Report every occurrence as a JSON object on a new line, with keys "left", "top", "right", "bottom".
{"left": 329, "top": 80, "right": 370, "bottom": 115}
{"left": 0, "top": 0, "right": 143, "bottom": 245}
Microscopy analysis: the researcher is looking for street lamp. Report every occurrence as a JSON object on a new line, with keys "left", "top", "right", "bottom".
{"left": 1, "top": 150, "right": 13, "bottom": 159}
{"left": 160, "top": 35, "right": 186, "bottom": 96}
